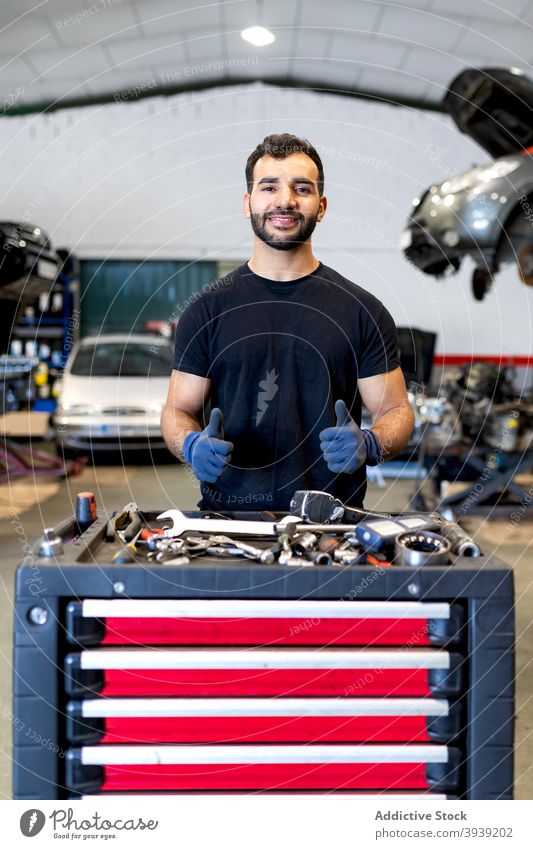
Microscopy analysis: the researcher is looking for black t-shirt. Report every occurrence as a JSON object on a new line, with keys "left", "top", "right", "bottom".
{"left": 172, "top": 262, "right": 399, "bottom": 511}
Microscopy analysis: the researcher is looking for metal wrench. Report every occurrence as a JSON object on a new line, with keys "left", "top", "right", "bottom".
{"left": 157, "top": 509, "right": 295, "bottom": 538}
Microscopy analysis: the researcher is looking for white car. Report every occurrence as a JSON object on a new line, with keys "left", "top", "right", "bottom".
{"left": 54, "top": 333, "right": 173, "bottom": 456}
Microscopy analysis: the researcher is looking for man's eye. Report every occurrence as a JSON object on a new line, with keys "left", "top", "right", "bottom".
{"left": 296, "top": 187, "right": 311, "bottom": 193}
{"left": 262, "top": 186, "right": 276, "bottom": 191}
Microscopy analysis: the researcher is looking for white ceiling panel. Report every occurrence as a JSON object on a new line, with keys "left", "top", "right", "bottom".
{"left": 51, "top": 5, "right": 140, "bottom": 49}
{"left": 401, "top": 48, "right": 486, "bottom": 88}
{"left": 430, "top": 0, "right": 531, "bottom": 25}
{"left": 210, "top": 29, "right": 295, "bottom": 63}
{"left": 357, "top": 65, "right": 435, "bottom": 99}
{"left": 377, "top": 5, "right": 466, "bottom": 51}
{"left": 0, "top": 59, "right": 39, "bottom": 97}
{"left": 292, "top": 59, "right": 361, "bottom": 89}
{"left": 24, "top": 77, "right": 92, "bottom": 106}
{"left": 330, "top": 31, "right": 406, "bottom": 67}
{"left": 458, "top": 23, "right": 533, "bottom": 68}
{"left": 236, "top": 55, "right": 293, "bottom": 80}
{"left": 0, "top": 16, "right": 53, "bottom": 59}
{"left": 84, "top": 64, "right": 162, "bottom": 96}
{"left": 298, "top": 0, "right": 383, "bottom": 32}
{"left": 414, "top": 80, "right": 444, "bottom": 101}
{"left": 0, "top": 0, "right": 530, "bottom": 109}
{"left": 222, "top": 0, "right": 299, "bottom": 31}
{"left": 134, "top": 0, "right": 216, "bottom": 38}
{"left": 108, "top": 34, "right": 188, "bottom": 70}
{"left": 29, "top": 45, "right": 110, "bottom": 82}
{"left": 520, "top": 2, "right": 533, "bottom": 24}
{"left": 288, "top": 29, "right": 334, "bottom": 57}
{"left": 0, "top": 0, "right": 89, "bottom": 18}
{"left": 161, "top": 52, "right": 277, "bottom": 85}
{"left": 383, "top": 1, "right": 438, "bottom": 8}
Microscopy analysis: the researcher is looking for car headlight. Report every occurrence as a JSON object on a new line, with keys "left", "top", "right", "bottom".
{"left": 60, "top": 404, "right": 98, "bottom": 415}
{"left": 444, "top": 167, "right": 486, "bottom": 194}
{"left": 478, "top": 160, "right": 521, "bottom": 182}
{"left": 443, "top": 160, "right": 520, "bottom": 195}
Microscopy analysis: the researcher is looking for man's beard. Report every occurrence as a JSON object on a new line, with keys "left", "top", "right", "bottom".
{"left": 250, "top": 209, "right": 318, "bottom": 251}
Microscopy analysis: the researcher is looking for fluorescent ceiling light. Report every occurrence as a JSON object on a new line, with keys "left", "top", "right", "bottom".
{"left": 241, "top": 26, "right": 275, "bottom": 46}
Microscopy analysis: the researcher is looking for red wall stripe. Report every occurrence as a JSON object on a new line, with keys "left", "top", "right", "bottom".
{"left": 433, "top": 354, "right": 532, "bottom": 366}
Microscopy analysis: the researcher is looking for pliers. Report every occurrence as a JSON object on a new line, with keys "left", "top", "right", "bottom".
{"left": 106, "top": 502, "right": 144, "bottom": 544}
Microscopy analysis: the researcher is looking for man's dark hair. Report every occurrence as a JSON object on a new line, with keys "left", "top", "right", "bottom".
{"left": 245, "top": 133, "right": 324, "bottom": 196}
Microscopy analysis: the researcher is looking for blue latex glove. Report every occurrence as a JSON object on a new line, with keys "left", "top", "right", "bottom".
{"left": 320, "top": 399, "right": 381, "bottom": 473}
{"left": 182, "top": 408, "right": 233, "bottom": 483}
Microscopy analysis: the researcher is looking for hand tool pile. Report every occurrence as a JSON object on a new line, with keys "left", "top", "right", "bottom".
{"left": 103, "top": 490, "right": 481, "bottom": 567}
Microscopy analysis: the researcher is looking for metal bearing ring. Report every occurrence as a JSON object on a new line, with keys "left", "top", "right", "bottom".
{"left": 395, "top": 531, "right": 451, "bottom": 567}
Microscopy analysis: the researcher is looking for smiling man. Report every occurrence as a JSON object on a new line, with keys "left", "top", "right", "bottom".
{"left": 162, "top": 133, "right": 414, "bottom": 510}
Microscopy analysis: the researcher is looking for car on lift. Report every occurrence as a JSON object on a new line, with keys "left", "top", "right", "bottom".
{"left": 53, "top": 333, "right": 173, "bottom": 457}
{"left": 402, "top": 67, "right": 533, "bottom": 299}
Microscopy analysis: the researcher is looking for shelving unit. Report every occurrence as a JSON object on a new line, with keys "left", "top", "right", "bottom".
{"left": 10, "top": 253, "right": 80, "bottom": 411}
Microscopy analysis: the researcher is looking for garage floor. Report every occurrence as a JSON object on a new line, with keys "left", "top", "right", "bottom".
{"left": 1, "top": 453, "right": 532, "bottom": 799}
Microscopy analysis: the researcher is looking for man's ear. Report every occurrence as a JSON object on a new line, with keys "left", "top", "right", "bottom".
{"left": 243, "top": 193, "right": 251, "bottom": 219}
{"left": 317, "top": 195, "right": 327, "bottom": 222}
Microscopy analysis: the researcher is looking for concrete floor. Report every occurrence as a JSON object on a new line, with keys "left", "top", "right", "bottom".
{"left": 1, "top": 453, "right": 532, "bottom": 799}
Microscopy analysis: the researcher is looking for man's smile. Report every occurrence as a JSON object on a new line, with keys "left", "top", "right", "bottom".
{"left": 267, "top": 214, "right": 302, "bottom": 229}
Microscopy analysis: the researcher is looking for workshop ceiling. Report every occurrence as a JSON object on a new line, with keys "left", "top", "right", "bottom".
{"left": 1, "top": 0, "right": 533, "bottom": 113}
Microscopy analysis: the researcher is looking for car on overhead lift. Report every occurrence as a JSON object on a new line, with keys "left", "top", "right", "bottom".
{"left": 402, "top": 67, "right": 533, "bottom": 300}
{"left": 53, "top": 333, "right": 173, "bottom": 458}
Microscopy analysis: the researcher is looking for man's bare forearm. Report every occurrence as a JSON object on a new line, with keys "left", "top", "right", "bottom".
{"left": 161, "top": 405, "right": 202, "bottom": 461}
{"left": 370, "top": 401, "right": 415, "bottom": 461}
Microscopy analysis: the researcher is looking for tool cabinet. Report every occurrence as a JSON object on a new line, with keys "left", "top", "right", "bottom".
{"left": 13, "top": 509, "right": 514, "bottom": 799}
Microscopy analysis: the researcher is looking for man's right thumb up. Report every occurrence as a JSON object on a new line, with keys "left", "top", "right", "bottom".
{"left": 183, "top": 408, "right": 233, "bottom": 483}
{"left": 205, "top": 407, "right": 224, "bottom": 439}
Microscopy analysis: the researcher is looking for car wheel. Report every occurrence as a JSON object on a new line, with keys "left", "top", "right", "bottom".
{"left": 518, "top": 244, "right": 533, "bottom": 287}
{"left": 472, "top": 268, "right": 492, "bottom": 301}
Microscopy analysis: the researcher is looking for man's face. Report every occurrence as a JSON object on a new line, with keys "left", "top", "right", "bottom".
{"left": 244, "top": 153, "right": 327, "bottom": 251}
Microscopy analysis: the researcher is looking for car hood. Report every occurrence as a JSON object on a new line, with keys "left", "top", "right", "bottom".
{"left": 444, "top": 67, "right": 533, "bottom": 158}
{"left": 59, "top": 373, "right": 169, "bottom": 411}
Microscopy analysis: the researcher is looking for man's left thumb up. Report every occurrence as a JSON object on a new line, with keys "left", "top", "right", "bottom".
{"left": 335, "top": 399, "right": 353, "bottom": 427}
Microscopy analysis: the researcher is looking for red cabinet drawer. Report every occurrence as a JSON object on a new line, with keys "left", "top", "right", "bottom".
{"left": 66, "top": 649, "right": 461, "bottom": 698}
{"left": 67, "top": 696, "right": 455, "bottom": 744}
{"left": 67, "top": 600, "right": 461, "bottom": 647}
{"left": 67, "top": 744, "right": 460, "bottom": 792}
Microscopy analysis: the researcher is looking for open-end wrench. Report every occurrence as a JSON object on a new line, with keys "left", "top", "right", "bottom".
{"left": 155, "top": 510, "right": 386, "bottom": 539}
{"left": 157, "top": 509, "right": 295, "bottom": 538}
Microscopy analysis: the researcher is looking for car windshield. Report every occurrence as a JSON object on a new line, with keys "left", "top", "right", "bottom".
{"left": 70, "top": 341, "right": 173, "bottom": 377}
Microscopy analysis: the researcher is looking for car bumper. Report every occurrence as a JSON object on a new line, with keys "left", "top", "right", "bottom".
{"left": 402, "top": 222, "right": 459, "bottom": 275}
{"left": 53, "top": 417, "right": 166, "bottom": 451}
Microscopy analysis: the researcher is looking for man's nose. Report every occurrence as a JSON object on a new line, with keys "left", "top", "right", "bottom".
{"left": 276, "top": 184, "right": 297, "bottom": 207}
